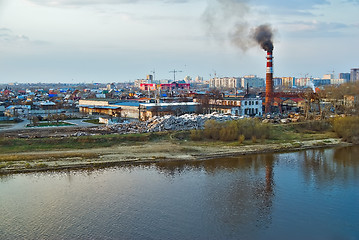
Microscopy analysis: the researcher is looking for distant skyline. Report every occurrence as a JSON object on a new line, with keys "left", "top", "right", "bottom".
{"left": 0, "top": 0, "right": 358, "bottom": 83}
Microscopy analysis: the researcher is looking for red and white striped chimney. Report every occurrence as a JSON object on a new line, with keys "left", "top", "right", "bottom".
{"left": 265, "top": 51, "right": 273, "bottom": 114}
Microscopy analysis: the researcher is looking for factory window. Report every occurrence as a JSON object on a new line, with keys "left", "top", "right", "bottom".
{"left": 249, "top": 101, "right": 251, "bottom": 105}
{"left": 245, "top": 101, "right": 247, "bottom": 105}
{"left": 256, "top": 101, "right": 258, "bottom": 105}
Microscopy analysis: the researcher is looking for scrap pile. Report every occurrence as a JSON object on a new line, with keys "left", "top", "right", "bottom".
{"left": 101, "top": 113, "right": 243, "bottom": 134}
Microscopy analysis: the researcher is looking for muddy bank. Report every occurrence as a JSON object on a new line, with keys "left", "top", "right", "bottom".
{"left": 0, "top": 138, "right": 352, "bottom": 175}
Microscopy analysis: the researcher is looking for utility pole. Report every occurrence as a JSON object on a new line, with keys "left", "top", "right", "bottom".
{"left": 169, "top": 69, "right": 182, "bottom": 82}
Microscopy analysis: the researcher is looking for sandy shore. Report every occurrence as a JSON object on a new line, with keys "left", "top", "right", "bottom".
{"left": 0, "top": 138, "right": 351, "bottom": 174}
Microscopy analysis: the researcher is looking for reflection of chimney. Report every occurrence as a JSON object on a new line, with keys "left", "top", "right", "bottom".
{"left": 265, "top": 51, "right": 273, "bottom": 113}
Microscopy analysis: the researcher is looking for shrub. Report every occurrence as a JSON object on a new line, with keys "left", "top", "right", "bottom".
{"left": 203, "top": 120, "right": 222, "bottom": 140}
{"left": 219, "top": 121, "right": 239, "bottom": 141}
{"left": 251, "top": 136, "right": 257, "bottom": 143}
{"left": 294, "top": 120, "right": 331, "bottom": 133}
{"left": 202, "top": 119, "right": 271, "bottom": 142}
{"left": 238, "top": 134, "right": 245, "bottom": 144}
{"left": 190, "top": 129, "right": 203, "bottom": 141}
{"left": 332, "top": 116, "right": 359, "bottom": 142}
{"left": 237, "top": 119, "right": 271, "bottom": 140}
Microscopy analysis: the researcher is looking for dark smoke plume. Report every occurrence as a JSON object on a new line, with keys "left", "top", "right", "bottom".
{"left": 202, "top": 0, "right": 275, "bottom": 52}
{"left": 252, "top": 24, "right": 274, "bottom": 52}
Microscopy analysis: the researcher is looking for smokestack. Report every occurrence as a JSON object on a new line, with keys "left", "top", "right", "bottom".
{"left": 265, "top": 51, "right": 273, "bottom": 114}
{"left": 252, "top": 24, "right": 275, "bottom": 114}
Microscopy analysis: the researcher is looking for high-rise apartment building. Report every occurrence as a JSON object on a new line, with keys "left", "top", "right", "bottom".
{"left": 209, "top": 77, "right": 240, "bottom": 89}
{"left": 240, "top": 75, "right": 265, "bottom": 88}
{"left": 350, "top": 68, "right": 359, "bottom": 82}
{"left": 339, "top": 73, "right": 350, "bottom": 82}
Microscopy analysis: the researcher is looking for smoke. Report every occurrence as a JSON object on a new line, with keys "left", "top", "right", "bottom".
{"left": 202, "top": 0, "right": 275, "bottom": 52}
{"left": 307, "top": 80, "right": 316, "bottom": 93}
{"left": 252, "top": 24, "right": 274, "bottom": 52}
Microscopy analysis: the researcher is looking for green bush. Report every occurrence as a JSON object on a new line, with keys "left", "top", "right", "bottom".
{"left": 203, "top": 120, "right": 222, "bottom": 140}
{"left": 332, "top": 116, "right": 359, "bottom": 142}
{"left": 202, "top": 119, "right": 271, "bottom": 142}
{"left": 237, "top": 119, "right": 271, "bottom": 140}
{"left": 294, "top": 121, "right": 331, "bottom": 132}
{"left": 238, "top": 134, "right": 245, "bottom": 144}
{"left": 190, "top": 129, "right": 203, "bottom": 141}
{"left": 219, "top": 121, "right": 239, "bottom": 141}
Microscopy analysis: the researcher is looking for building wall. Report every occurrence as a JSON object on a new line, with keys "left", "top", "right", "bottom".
{"left": 350, "top": 68, "right": 359, "bottom": 82}
{"left": 79, "top": 100, "right": 110, "bottom": 106}
{"left": 241, "top": 76, "right": 265, "bottom": 88}
{"left": 344, "top": 95, "right": 358, "bottom": 107}
{"left": 209, "top": 77, "right": 240, "bottom": 89}
{"left": 295, "top": 77, "right": 312, "bottom": 87}
{"left": 119, "top": 105, "right": 139, "bottom": 119}
{"left": 140, "top": 84, "right": 157, "bottom": 91}
{"left": 240, "top": 98, "right": 263, "bottom": 116}
{"left": 281, "top": 77, "right": 296, "bottom": 87}
{"left": 339, "top": 73, "right": 350, "bottom": 82}
{"left": 139, "top": 103, "right": 199, "bottom": 121}
{"left": 134, "top": 79, "right": 148, "bottom": 88}
{"left": 79, "top": 107, "right": 121, "bottom": 117}
{"left": 312, "top": 79, "right": 331, "bottom": 86}
{"left": 331, "top": 79, "right": 346, "bottom": 85}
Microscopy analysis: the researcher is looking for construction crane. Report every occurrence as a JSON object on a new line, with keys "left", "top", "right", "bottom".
{"left": 151, "top": 69, "right": 156, "bottom": 83}
{"left": 169, "top": 69, "right": 182, "bottom": 82}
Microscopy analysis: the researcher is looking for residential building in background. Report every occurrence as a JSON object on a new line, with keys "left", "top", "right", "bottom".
{"left": 240, "top": 75, "right": 265, "bottom": 88}
{"left": 350, "top": 68, "right": 359, "bottom": 82}
{"left": 323, "top": 74, "right": 334, "bottom": 80}
{"left": 273, "top": 77, "right": 282, "bottom": 86}
{"left": 280, "top": 77, "right": 296, "bottom": 87}
{"left": 134, "top": 79, "right": 148, "bottom": 88}
{"left": 209, "top": 77, "right": 240, "bottom": 89}
{"left": 339, "top": 73, "right": 350, "bottom": 82}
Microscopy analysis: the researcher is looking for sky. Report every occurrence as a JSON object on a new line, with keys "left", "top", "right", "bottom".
{"left": 0, "top": 0, "right": 358, "bottom": 83}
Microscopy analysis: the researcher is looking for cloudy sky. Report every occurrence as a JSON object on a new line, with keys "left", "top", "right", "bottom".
{"left": 0, "top": 0, "right": 358, "bottom": 83}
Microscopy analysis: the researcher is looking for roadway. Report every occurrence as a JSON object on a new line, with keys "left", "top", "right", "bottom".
{"left": 0, "top": 118, "right": 98, "bottom": 132}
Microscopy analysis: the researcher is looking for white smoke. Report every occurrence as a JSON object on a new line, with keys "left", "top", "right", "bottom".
{"left": 307, "top": 80, "right": 316, "bottom": 93}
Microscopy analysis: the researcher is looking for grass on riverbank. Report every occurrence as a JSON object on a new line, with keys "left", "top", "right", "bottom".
{"left": 1, "top": 121, "right": 337, "bottom": 155}
{"left": 0, "top": 131, "right": 170, "bottom": 154}
{"left": 27, "top": 121, "right": 74, "bottom": 128}
{"left": 83, "top": 119, "right": 104, "bottom": 124}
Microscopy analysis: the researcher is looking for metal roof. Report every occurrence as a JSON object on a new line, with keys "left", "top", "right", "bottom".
{"left": 79, "top": 105, "right": 121, "bottom": 110}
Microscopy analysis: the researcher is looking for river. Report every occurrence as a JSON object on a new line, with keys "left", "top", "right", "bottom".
{"left": 1, "top": 146, "right": 359, "bottom": 240}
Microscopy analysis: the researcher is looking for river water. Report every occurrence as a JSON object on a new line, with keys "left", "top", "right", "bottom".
{"left": 1, "top": 146, "right": 359, "bottom": 240}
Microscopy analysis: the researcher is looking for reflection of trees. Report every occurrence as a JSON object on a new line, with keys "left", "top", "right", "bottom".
{"left": 155, "top": 154, "right": 276, "bottom": 230}
{"left": 301, "top": 146, "right": 359, "bottom": 186}
{"left": 0, "top": 174, "right": 14, "bottom": 183}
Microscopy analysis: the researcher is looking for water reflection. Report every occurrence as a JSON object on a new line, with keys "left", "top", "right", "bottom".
{"left": 1, "top": 146, "right": 359, "bottom": 239}
{"left": 155, "top": 154, "right": 276, "bottom": 231}
{"left": 301, "top": 146, "right": 359, "bottom": 187}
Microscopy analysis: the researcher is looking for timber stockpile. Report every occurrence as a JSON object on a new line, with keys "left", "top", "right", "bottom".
{"left": 101, "top": 113, "right": 243, "bottom": 134}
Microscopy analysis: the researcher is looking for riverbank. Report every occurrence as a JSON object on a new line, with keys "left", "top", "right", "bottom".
{"left": 0, "top": 137, "right": 351, "bottom": 175}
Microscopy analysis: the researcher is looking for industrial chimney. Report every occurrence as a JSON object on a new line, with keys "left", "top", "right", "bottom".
{"left": 265, "top": 51, "right": 273, "bottom": 114}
